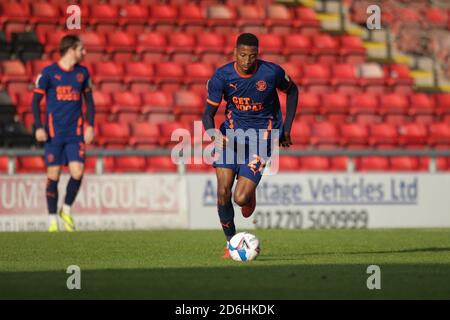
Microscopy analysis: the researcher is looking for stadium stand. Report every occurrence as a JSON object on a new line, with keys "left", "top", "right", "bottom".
{"left": 0, "top": 0, "right": 449, "bottom": 173}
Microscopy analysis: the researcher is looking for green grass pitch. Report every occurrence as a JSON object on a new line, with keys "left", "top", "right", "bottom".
{"left": 0, "top": 229, "right": 449, "bottom": 299}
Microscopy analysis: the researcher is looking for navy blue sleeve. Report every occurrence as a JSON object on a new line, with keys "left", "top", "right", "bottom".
{"left": 31, "top": 93, "right": 44, "bottom": 129}
{"left": 284, "top": 83, "right": 298, "bottom": 135}
{"left": 275, "top": 65, "right": 293, "bottom": 93}
{"left": 206, "top": 71, "right": 225, "bottom": 107}
{"left": 202, "top": 102, "right": 218, "bottom": 133}
{"left": 84, "top": 91, "right": 95, "bottom": 126}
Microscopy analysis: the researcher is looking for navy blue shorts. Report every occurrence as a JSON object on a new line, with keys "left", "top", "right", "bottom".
{"left": 44, "top": 137, "right": 85, "bottom": 167}
{"left": 213, "top": 139, "right": 271, "bottom": 185}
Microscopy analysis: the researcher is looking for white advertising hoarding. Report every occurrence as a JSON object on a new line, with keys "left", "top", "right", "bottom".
{"left": 1, "top": 173, "right": 449, "bottom": 231}
{"left": 187, "top": 173, "right": 450, "bottom": 230}
{"left": 0, "top": 174, "right": 189, "bottom": 231}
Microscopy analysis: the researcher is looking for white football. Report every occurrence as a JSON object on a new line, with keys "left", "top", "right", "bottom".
{"left": 228, "top": 232, "right": 260, "bottom": 262}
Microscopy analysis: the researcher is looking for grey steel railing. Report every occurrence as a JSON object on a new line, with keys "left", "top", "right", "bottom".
{"left": 1, "top": 148, "right": 449, "bottom": 175}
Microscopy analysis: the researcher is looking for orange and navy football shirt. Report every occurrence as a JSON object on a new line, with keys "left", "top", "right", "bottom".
{"left": 207, "top": 59, "right": 293, "bottom": 136}
{"left": 34, "top": 62, "right": 92, "bottom": 139}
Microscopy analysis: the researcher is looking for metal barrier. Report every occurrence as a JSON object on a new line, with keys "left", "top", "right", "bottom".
{"left": 1, "top": 148, "right": 450, "bottom": 175}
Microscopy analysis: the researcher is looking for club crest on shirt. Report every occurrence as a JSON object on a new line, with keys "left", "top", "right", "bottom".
{"left": 256, "top": 80, "right": 267, "bottom": 92}
{"left": 76, "top": 73, "right": 84, "bottom": 83}
{"left": 54, "top": 74, "right": 61, "bottom": 81}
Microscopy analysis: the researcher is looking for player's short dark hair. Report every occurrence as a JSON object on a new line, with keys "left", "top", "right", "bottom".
{"left": 236, "top": 33, "right": 259, "bottom": 48}
{"left": 59, "top": 34, "right": 81, "bottom": 56}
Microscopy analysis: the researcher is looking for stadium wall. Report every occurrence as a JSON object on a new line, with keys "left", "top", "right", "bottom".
{"left": 0, "top": 173, "right": 449, "bottom": 231}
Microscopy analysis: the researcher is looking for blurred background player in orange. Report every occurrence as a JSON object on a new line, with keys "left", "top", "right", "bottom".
{"left": 203, "top": 33, "right": 298, "bottom": 258}
{"left": 32, "top": 35, "right": 95, "bottom": 232}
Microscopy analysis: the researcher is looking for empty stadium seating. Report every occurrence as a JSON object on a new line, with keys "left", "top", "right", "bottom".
{"left": 0, "top": 0, "right": 449, "bottom": 173}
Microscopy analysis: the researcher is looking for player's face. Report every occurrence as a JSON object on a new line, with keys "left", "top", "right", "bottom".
{"left": 235, "top": 45, "right": 258, "bottom": 74}
{"left": 73, "top": 42, "right": 86, "bottom": 63}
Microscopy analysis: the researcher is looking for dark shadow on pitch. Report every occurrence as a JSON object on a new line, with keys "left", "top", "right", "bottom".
{"left": 0, "top": 263, "right": 449, "bottom": 300}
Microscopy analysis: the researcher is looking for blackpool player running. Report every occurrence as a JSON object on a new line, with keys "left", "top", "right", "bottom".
{"left": 32, "top": 35, "right": 95, "bottom": 232}
{"left": 202, "top": 33, "right": 298, "bottom": 257}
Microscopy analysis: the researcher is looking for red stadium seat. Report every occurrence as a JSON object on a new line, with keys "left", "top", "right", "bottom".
{"left": 17, "top": 156, "right": 46, "bottom": 173}
{"left": 78, "top": 32, "right": 106, "bottom": 62}
{"left": 98, "top": 122, "right": 130, "bottom": 147}
{"left": 149, "top": 4, "right": 178, "bottom": 32}
{"left": 114, "top": 156, "right": 146, "bottom": 173}
{"left": 159, "top": 121, "right": 191, "bottom": 146}
{"left": 1, "top": 60, "right": 29, "bottom": 85}
{"left": 384, "top": 64, "right": 414, "bottom": 94}
{"left": 356, "top": 156, "right": 389, "bottom": 171}
{"left": 299, "top": 156, "right": 330, "bottom": 171}
{"left": 330, "top": 64, "right": 360, "bottom": 93}
{"left": 129, "top": 122, "right": 160, "bottom": 147}
{"left": 330, "top": 156, "right": 348, "bottom": 171}
{"left": 178, "top": 4, "right": 206, "bottom": 33}
{"left": 276, "top": 156, "right": 301, "bottom": 171}
{"left": 0, "top": 2, "right": 30, "bottom": 21}
{"left": 89, "top": 3, "right": 119, "bottom": 32}
{"left": 301, "top": 64, "right": 331, "bottom": 93}
{"left": 106, "top": 32, "right": 137, "bottom": 62}
{"left": 258, "top": 34, "right": 283, "bottom": 57}
{"left": 173, "top": 91, "right": 203, "bottom": 116}
{"left": 30, "top": 2, "right": 60, "bottom": 25}
{"left": 320, "top": 92, "right": 349, "bottom": 123}
{"left": 425, "top": 8, "right": 447, "bottom": 27}
{"left": 294, "top": 6, "right": 321, "bottom": 35}
{"left": 310, "top": 122, "right": 339, "bottom": 147}
{"left": 297, "top": 92, "right": 320, "bottom": 117}
{"left": 0, "top": 156, "right": 9, "bottom": 173}
{"left": 291, "top": 121, "right": 311, "bottom": 146}
{"left": 146, "top": 156, "right": 177, "bottom": 172}
{"left": 154, "top": 62, "right": 184, "bottom": 92}
{"left": 119, "top": 4, "right": 149, "bottom": 33}
{"left": 428, "top": 122, "right": 450, "bottom": 147}
{"left": 408, "top": 93, "right": 436, "bottom": 124}
{"left": 349, "top": 93, "right": 381, "bottom": 123}
{"left": 195, "top": 33, "right": 226, "bottom": 63}
{"left": 339, "top": 35, "right": 366, "bottom": 64}
{"left": 93, "top": 62, "right": 124, "bottom": 92}
{"left": 280, "top": 62, "right": 301, "bottom": 84}
{"left": 237, "top": 5, "right": 266, "bottom": 34}
{"left": 142, "top": 91, "right": 174, "bottom": 113}
{"left": 379, "top": 93, "right": 409, "bottom": 124}
{"left": 283, "top": 34, "right": 312, "bottom": 64}
{"left": 311, "top": 34, "right": 339, "bottom": 64}
{"left": 206, "top": 5, "right": 238, "bottom": 34}
{"left": 340, "top": 123, "right": 369, "bottom": 148}
{"left": 111, "top": 91, "right": 142, "bottom": 114}
{"left": 398, "top": 123, "right": 428, "bottom": 147}
{"left": 84, "top": 157, "right": 97, "bottom": 174}
{"left": 369, "top": 123, "right": 398, "bottom": 148}
{"left": 166, "top": 33, "right": 196, "bottom": 63}
{"left": 265, "top": 4, "right": 294, "bottom": 34}
{"left": 419, "top": 157, "right": 448, "bottom": 171}
{"left": 185, "top": 62, "right": 214, "bottom": 92}
{"left": 434, "top": 93, "right": 450, "bottom": 116}
{"left": 92, "top": 91, "right": 112, "bottom": 113}
{"left": 136, "top": 32, "right": 167, "bottom": 63}
{"left": 390, "top": 157, "right": 420, "bottom": 171}
{"left": 123, "top": 62, "right": 154, "bottom": 93}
